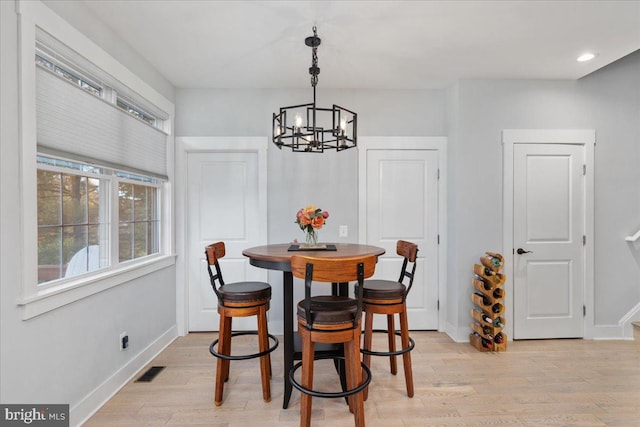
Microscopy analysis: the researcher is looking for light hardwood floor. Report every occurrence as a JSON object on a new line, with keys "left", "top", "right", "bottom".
{"left": 85, "top": 332, "right": 639, "bottom": 426}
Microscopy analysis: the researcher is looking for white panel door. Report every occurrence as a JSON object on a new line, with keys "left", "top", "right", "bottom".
{"left": 513, "top": 144, "right": 585, "bottom": 339}
{"left": 187, "top": 152, "right": 267, "bottom": 331}
{"left": 365, "top": 149, "right": 439, "bottom": 329}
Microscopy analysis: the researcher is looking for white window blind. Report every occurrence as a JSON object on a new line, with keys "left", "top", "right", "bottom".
{"left": 36, "top": 67, "right": 168, "bottom": 179}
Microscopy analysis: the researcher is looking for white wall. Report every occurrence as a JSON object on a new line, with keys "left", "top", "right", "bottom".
{"left": 0, "top": 2, "right": 178, "bottom": 425}
{"left": 449, "top": 79, "right": 591, "bottom": 336}
{"left": 580, "top": 52, "right": 640, "bottom": 325}
{"left": 176, "top": 88, "right": 446, "bottom": 330}
{"left": 448, "top": 51, "right": 640, "bottom": 335}
{"left": 177, "top": 53, "right": 640, "bottom": 340}
{"left": 42, "top": 0, "right": 175, "bottom": 103}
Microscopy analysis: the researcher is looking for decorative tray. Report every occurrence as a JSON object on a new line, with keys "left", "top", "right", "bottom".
{"left": 287, "top": 244, "right": 337, "bottom": 251}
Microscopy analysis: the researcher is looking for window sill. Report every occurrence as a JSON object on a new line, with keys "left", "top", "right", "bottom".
{"left": 19, "top": 254, "right": 176, "bottom": 320}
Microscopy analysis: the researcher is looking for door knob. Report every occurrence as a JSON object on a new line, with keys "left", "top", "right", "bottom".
{"left": 516, "top": 248, "right": 532, "bottom": 255}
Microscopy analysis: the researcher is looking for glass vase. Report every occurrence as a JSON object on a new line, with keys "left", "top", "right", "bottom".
{"left": 305, "top": 229, "right": 318, "bottom": 246}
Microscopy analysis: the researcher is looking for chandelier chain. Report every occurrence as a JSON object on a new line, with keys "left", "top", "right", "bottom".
{"left": 311, "top": 26, "right": 319, "bottom": 88}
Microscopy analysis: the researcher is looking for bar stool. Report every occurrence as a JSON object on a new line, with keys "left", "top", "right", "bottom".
{"left": 289, "top": 254, "right": 377, "bottom": 427}
{"left": 357, "top": 240, "right": 418, "bottom": 399}
{"left": 205, "top": 242, "right": 279, "bottom": 406}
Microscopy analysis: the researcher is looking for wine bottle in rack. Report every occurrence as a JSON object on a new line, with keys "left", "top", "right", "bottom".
{"left": 470, "top": 308, "right": 495, "bottom": 326}
{"left": 486, "top": 251, "right": 504, "bottom": 266}
{"left": 491, "top": 302, "right": 504, "bottom": 315}
{"left": 481, "top": 326, "right": 493, "bottom": 340}
{"left": 472, "top": 321, "right": 494, "bottom": 337}
{"left": 472, "top": 278, "right": 493, "bottom": 292}
{"left": 493, "top": 316, "right": 505, "bottom": 328}
{"left": 473, "top": 264, "right": 506, "bottom": 285}
{"left": 472, "top": 332, "right": 493, "bottom": 349}
{"left": 471, "top": 292, "right": 491, "bottom": 308}
{"left": 480, "top": 255, "right": 503, "bottom": 271}
{"left": 471, "top": 322, "right": 493, "bottom": 339}
{"left": 492, "top": 287, "right": 504, "bottom": 299}
{"left": 494, "top": 332, "right": 505, "bottom": 344}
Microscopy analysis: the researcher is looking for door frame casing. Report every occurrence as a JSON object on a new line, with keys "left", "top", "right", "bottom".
{"left": 175, "top": 136, "right": 268, "bottom": 335}
{"left": 502, "top": 129, "right": 595, "bottom": 339}
{"left": 357, "top": 136, "right": 448, "bottom": 331}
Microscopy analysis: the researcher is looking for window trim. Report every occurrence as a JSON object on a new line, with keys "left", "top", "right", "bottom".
{"left": 36, "top": 156, "right": 165, "bottom": 288}
{"left": 20, "top": 255, "right": 176, "bottom": 319}
{"left": 35, "top": 50, "right": 169, "bottom": 136}
{"left": 115, "top": 174, "right": 162, "bottom": 264}
{"left": 35, "top": 32, "right": 169, "bottom": 133}
{"left": 17, "top": 0, "right": 175, "bottom": 319}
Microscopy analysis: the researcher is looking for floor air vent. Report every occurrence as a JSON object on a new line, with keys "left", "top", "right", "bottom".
{"left": 135, "top": 366, "right": 165, "bottom": 383}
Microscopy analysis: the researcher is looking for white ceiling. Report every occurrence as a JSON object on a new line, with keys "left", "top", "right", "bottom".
{"left": 60, "top": 0, "right": 640, "bottom": 90}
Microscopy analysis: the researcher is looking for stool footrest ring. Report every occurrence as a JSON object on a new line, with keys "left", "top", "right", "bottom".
{"left": 210, "top": 331, "right": 279, "bottom": 361}
{"left": 289, "top": 355, "right": 372, "bottom": 399}
{"left": 360, "top": 329, "right": 415, "bottom": 357}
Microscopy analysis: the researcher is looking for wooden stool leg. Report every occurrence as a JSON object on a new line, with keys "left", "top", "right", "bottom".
{"left": 299, "top": 328, "right": 314, "bottom": 427}
{"left": 362, "top": 310, "right": 373, "bottom": 401}
{"left": 387, "top": 314, "right": 397, "bottom": 375}
{"left": 257, "top": 305, "right": 271, "bottom": 402}
{"left": 221, "top": 316, "right": 233, "bottom": 382}
{"left": 345, "top": 329, "right": 365, "bottom": 427}
{"left": 214, "top": 315, "right": 231, "bottom": 406}
{"left": 399, "top": 306, "right": 414, "bottom": 397}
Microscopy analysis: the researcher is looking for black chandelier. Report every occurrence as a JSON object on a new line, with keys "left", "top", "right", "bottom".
{"left": 272, "top": 26, "right": 357, "bottom": 153}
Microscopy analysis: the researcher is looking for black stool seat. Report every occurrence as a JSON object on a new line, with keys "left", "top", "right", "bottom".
{"left": 357, "top": 280, "right": 406, "bottom": 300}
{"left": 219, "top": 281, "right": 271, "bottom": 303}
{"left": 296, "top": 296, "right": 357, "bottom": 325}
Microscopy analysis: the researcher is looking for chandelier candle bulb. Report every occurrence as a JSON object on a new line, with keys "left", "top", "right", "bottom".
{"left": 340, "top": 117, "right": 347, "bottom": 133}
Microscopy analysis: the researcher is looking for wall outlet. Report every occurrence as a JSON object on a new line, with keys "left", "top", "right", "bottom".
{"left": 339, "top": 225, "right": 348, "bottom": 238}
{"left": 120, "top": 332, "right": 129, "bottom": 351}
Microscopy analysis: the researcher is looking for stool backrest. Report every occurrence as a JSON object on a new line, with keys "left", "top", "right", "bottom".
{"left": 205, "top": 242, "right": 227, "bottom": 298}
{"left": 291, "top": 254, "right": 377, "bottom": 329}
{"left": 396, "top": 240, "right": 419, "bottom": 299}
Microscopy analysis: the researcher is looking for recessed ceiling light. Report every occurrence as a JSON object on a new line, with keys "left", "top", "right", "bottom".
{"left": 577, "top": 52, "right": 597, "bottom": 62}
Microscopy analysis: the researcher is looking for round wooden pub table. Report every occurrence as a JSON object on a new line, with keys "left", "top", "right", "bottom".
{"left": 242, "top": 243, "right": 385, "bottom": 409}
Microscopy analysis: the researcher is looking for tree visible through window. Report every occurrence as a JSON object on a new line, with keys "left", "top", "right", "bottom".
{"left": 118, "top": 181, "right": 159, "bottom": 262}
{"left": 37, "top": 165, "right": 105, "bottom": 283}
{"left": 37, "top": 156, "right": 161, "bottom": 285}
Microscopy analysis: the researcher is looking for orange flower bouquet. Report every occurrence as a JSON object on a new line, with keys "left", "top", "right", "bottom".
{"left": 295, "top": 205, "right": 329, "bottom": 246}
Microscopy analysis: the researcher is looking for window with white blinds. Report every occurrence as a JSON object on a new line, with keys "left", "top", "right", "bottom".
{"left": 36, "top": 66, "right": 168, "bottom": 179}
{"left": 18, "top": 2, "right": 175, "bottom": 318}
{"left": 34, "top": 39, "right": 168, "bottom": 287}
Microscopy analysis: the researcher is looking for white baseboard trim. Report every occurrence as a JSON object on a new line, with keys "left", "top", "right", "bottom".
{"left": 71, "top": 324, "right": 179, "bottom": 427}
{"left": 620, "top": 301, "right": 640, "bottom": 339}
{"left": 591, "top": 324, "right": 633, "bottom": 340}
{"left": 443, "top": 321, "right": 471, "bottom": 343}
{"left": 590, "top": 302, "right": 640, "bottom": 340}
